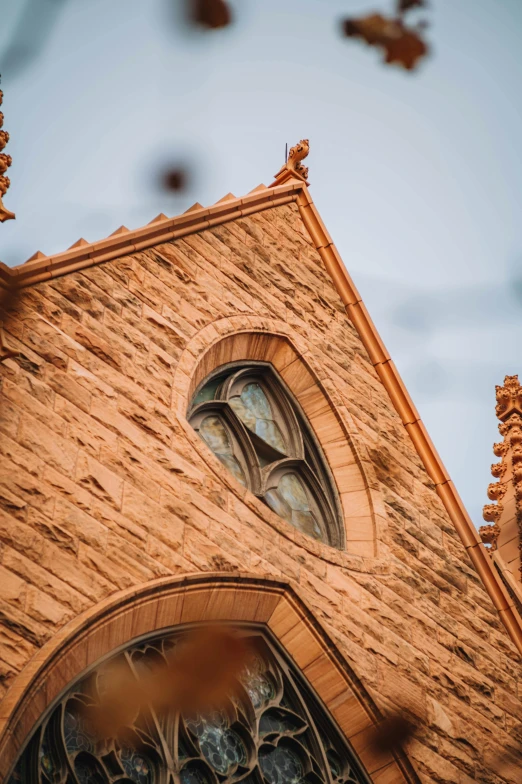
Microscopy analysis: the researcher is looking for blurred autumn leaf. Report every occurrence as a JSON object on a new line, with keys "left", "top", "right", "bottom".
{"left": 87, "top": 624, "right": 255, "bottom": 739}
{"left": 161, "top": 166, "right": 189, "bottom": 193}
{"left": 342, "top": 13, "right": 429, "bottom": 71}
{"left": 367, "top": 711, "right": 416, "bottom": 755}
{"left": 397, "top": 0, "right": 426, "bottom": 11}
{"left": 189, "top": 0, "right": 233, "bottom": 30}
{"left": 341, "top": 0, "right": 430, "bottom": 71}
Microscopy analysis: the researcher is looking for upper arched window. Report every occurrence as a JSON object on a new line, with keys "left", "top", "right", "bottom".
{"left": 188, "top": 363, "right": 342, "bottom": 548}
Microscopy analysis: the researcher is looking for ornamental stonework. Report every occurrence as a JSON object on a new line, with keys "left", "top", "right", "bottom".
{"left": 482, "top": 376, "right": 522, "bottom": 583}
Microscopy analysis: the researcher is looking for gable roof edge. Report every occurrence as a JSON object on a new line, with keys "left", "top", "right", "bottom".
{"left": 294, "top": 184, "right": 522, "bottom": 656}
{"left": 0, "top": 181, "right": 303, "bottom": 290}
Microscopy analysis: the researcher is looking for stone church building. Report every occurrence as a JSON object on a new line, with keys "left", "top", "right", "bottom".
{"left": 0, "top": 144, "right": 521, "bottom": 783}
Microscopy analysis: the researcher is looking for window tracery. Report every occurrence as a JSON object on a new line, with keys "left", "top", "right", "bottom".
{"left": 189, "top": 364, "right": 342, "bottom": 548}
{"left": 8, "top": 629, "right": 368, "bottom": 784}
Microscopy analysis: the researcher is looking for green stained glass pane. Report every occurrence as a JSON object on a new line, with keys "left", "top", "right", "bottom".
{"left": 256, "top": 419, "right": 285, "bottom": 453}
{"left": 278, "top": 474, "right": 309, "bottom": 512}
{"left": 216, "top": 454, "right": 247, "bottom": 487}
{"left": 186, "top": 713, "right": 246, "bottom": 775}
{"left": 265, "top": 489, "right": 293, "bottom": 523}
{"left": 241, "top": 383, "right": 272, "bottom": 419}
{"left": 120, "top": 746, "right": 154, "bottom": 784}
{"left": 260, "top": 709, "right": 303, "bottom": 735}
{"left": 199, "top": 416, "right": 233, "bottom": 456}
{"left": 259, "top": 746, "right": 304, "bottom": 784}
{"left": 292, "top": 510, "right": 322, "bottom": 540}
{"left": 192, "top": 376, "right": 225, "bottom": 407}
{"left": 229, "top": 396, "right": 257, "bottom": 430}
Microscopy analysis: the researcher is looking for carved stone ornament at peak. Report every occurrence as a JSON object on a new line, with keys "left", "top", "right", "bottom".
{"left": 495, "top": 375, "right": 522, "bottom": 421}
{"left": 272, "top": 139, "right": 310, "bottom": 186}
{"left": 479, "top": 523, "right": 501, "bottom": 551}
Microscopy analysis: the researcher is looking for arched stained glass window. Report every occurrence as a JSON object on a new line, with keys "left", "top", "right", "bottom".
{"left": 8, "top": 628, "right": 369, "bottom": 784}
{"left": 188, "top": 363, "right": 343, "bottom": 548}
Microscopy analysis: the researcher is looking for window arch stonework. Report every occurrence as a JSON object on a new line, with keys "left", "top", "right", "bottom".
{"left": 172, "top": 318, "right": 383, "bottom": 561}
{"left": 188, "top": 362, "right": 344, "bottom": 548}
{"left": 0, "top": 576, "right": 417, "bottom": 783}
{"left": 7, "top": 627, "right": 370, "bottom": 784}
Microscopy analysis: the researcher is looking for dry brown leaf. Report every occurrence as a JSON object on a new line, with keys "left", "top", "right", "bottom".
{"left": 397, "top": 0, "right": 426, "bottom": 12}
{"left": 367, "top": 711, "right": 416, "bottom": 755}
{"left": 87, "top": 625, "right": 255, "bottom": 739}
{"left": 189, "top": 0, "right": 232, "bottom": 30}
{"left": 342, "top": 13, "right": 428, "bottom": 71}
{"left": 162, "top": 166, "right": 188, "bottom": 192}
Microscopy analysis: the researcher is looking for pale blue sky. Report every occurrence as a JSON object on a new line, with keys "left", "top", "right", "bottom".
{"left": 1, "top": 0, "right": 522, "bottom": 527}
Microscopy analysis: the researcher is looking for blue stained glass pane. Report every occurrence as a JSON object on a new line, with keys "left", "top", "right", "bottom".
{"left": 265, "top": 489, "right": 293, "bottom": 523}
{"left": 256, "top": 420, "right": 285, "bottom": 453}
{"left": 241, "top": 658, "right": 275, "bottom": 709}
{"left": 199, "top": 416, "right": 233, "bottom": 456}
{"left": 64, "top": 709, "right": 94, "bottom": 753}
{"left": 216, "top": 454, "right": 247, "bottom": 486}
{"left": 186, "top": 714, "right": 246, "bottom": 774}
{"left": 229, "top": 397, "right": 257, "bottom": 430}
{"left": 259, "top": 746, "right": 304, "bottom": 784}
{"left": 120, "top": 746, "right": 154, "bottom": 784}
{"left": 291, "top": 511, "right": 322, "bottom": 541}
{"left": 180, "top": 764, "right": 212, "bottom": 784}
{"left": 278, "top": 474, "right": 309, "bottom": 512}
{"left": 242, "top": 384, "right": 272, "bottom": 420}
{"left": 260, "top": 710, "right": 302, "bottom": 735}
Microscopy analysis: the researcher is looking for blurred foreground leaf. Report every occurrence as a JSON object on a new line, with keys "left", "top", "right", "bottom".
{"left": 342, "top": 13, "right": 429, "bottom": 71}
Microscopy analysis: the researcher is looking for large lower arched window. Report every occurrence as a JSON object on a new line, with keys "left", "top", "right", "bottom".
{"left": 188, "top": 363, "right": 342, "bottom": 547}
{"left": 8, "top": 628, "right": 369, "bottom": 784}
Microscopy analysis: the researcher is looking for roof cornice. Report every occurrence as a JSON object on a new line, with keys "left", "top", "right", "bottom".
{"left": 0, "top": 181, "right": 302, "bottom": 290}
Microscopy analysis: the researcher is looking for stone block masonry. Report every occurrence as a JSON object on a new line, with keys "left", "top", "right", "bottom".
{"left": 0, "top": 201, "right": 521, "bottom": 782}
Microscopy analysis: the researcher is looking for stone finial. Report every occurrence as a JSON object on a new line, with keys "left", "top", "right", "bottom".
{"left": 495, "top": 375, "right": 522, "bottom": 421}
{"left": 271, "top": 139, "right": 310, "bottom": 187}
{"left": 0, "top": 90, "right": 15, "bottom": 223}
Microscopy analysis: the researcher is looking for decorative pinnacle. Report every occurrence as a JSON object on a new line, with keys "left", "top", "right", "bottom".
{"left": 495, "top": 375, "right": 522, "bottom": 421}
{"left": 0, "top": 89, "right": 15, "bottom": 223}
{"left": 271, "top": 139, "right": 310, "bottom": 187}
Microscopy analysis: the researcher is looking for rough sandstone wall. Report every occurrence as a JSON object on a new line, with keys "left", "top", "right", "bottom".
{"left": 0, "top": 203, "right": 521, "bottom": 783}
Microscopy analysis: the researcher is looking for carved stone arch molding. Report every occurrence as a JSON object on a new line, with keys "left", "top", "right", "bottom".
{"left": 173, "top": 316, "right": 386, "bottom": 563}
{"left": 0, "top": 574, "right": 418, "bottom": 783}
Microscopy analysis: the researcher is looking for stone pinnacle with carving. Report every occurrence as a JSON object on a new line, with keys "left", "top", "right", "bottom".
{"left": 0, "top": 89, "right": 15, "bottom": 223}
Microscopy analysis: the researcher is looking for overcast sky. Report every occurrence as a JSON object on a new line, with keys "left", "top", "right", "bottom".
{"left": 1, "top": 0, "right": 522, "bottom": 529}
